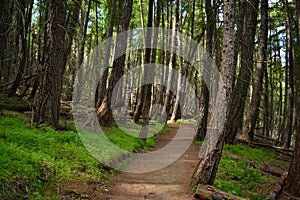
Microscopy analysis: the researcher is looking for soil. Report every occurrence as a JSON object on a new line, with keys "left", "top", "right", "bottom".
{"left": 100, "top": 122, "right": 200, "bottom": 200}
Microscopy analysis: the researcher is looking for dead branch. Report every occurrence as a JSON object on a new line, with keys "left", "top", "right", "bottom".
{"left": 236, "top": 139, "right": 294, "bottom": 157}
{"left": 266, "top": 172, "right": 288, "bottom": 200}
{"left": 0, "top": 102, "right": 31, "bottom": 112}
{"left": 194, "top": 184, "right": 246, "bottom": 200}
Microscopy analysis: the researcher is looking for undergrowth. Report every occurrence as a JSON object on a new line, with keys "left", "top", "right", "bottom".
{"left": 0, "top": 113, "right": 165, "bottom": 199}
{"left": 195, "top": 141, "right": 287, "bottom": 199}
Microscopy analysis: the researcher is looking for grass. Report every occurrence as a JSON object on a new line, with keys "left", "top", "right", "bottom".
{"left": 0, "top": 112, "right": 166, "bottom": 199}
{"left": 214, "top": 144, "right": 289, "bottom": 199}
{"left": 194, "top": 141, "right": 288, "bottom": 199}
{"left": 215, "top": 155, "right": 275, "bottom": 199}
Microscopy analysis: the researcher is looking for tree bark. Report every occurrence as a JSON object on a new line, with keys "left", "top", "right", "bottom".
{"left": 33, "top": 0, "right": 67, "bottom": 128}
{"left": 191, "top": 0, "right": 235, "bottom": 187}
{"left": 97, "top": 0, "right": 133, "bottom": 126}
{"left": 224, "top": 0, "right": 258, "bottom": 144}
{"left": 196, "top": 0, "right": 216, "bottom": 141}
{"left": 65, "top": 0, "right": 83, "bottom": 101}
{"left": 194, "top": 184, "right": 246, "bottom": 200}
{"left": 0, "top": 0, "right": 13, "bottom": 88}
{"left": 96, "top": 0, "right": 117, "bottom": 109}
{"left": 280, "top": 0, "right": 300, "bottom": 197}
{"left": 139, "top": 0, "right": 154, "bottom": 140}
{"left": 73, "top": 0, "right": 92, "bottom": 104}
{"left": 282, "top": 0, "right": 295, "bottom": 149}
{"left": 8, "top": 0, "right": 33, "bottom": 97}
{"left": 160, "top": 0, "right": 179, "bottom": 124}
{"left": 243, "top": 0, "right": 268, "bottom": 141}
{"left": 133, "top": 0, "right": 154, "bottom": 124}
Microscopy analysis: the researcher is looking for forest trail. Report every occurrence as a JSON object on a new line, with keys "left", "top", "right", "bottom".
{"left": 101, "top": 122, "right": 199, "bottom": 200}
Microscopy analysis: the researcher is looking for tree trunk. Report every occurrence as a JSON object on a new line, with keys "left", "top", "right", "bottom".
{"left": 8, "top": 0, "right": 32, "bottom": 97}
{"left": 232, "top": 0, "right": 245, "bottom": 89}
{"left": 139, "top": 0, "right": 154, "bottom": 140}
{"left": 97, "top": 0, "right": 133, "bottom": 126}
{"left": 33, "top": 0, "right": 67, "bottom": 128}
{"left": 65, "top": 0, "right": 83, "bottom": 101}
{"left": 224, "top": 0, "right": 258, "bottom": 144}
{"left": 170, "top": 33, "right": 183, "bottom": 122}
{"left": 133, "top": 0, "right": 151, "bottom": 123}
{"left": 280, "top": 0, "right": 300, "bottom": 197}
{"left": 243, "top": 0, "right": 268, "bottom": 141}
{"left": 160, "top": 0, "right": 179, "bottom": 124}
{"left": 96, "top": 0, "right": 117, "bottom": 109}
{"left": 73, "top": 0, "right": 92, "bottom": 104}
{"left": 191, "top": 0, "right": 235, "bottom": 187}
{"left": 283, "top": 0, "right": 295, "bottom": 149}
{"left": 0, "top": 0, "right": 13, "bottom": 88}
{"left": 196, "top": 0, "right": 216, "bottom": 141}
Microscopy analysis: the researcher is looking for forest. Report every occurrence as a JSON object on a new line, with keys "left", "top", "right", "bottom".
{"left": 0, "top": 0, "right": 300, "bottom": 199}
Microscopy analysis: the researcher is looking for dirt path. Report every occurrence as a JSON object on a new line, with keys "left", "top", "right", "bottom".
{"left": 101, "top": 122, "right": 200, "bottom": 200}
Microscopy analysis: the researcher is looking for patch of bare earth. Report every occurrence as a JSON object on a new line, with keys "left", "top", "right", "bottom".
{"left": 100, "top": 122, "right": 199, "bottom": 200}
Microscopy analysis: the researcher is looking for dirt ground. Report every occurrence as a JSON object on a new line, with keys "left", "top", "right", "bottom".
{"left": 100, "top": 122, "right": 200, "bottom": 200}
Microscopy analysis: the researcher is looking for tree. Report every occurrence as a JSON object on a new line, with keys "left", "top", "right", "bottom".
{"left": 281, "top": 0, "right": 295, "bottom": 149}
{"left": 160, "top": 0, "right": 179, "bottom": 124}
{"left": 8, "top": 0, "right": 34, "bottom": 97}
{"left": 279, "top": 0, "right": 300, "bottom": 197}
{"left": 73, "top": 0, "right": 92, "bottom": 104}
{"left": 191, "top": 0, "right": 236, "bottom": 186}
{"left": 97, "top": 0, "right": 133, "bottom": 126}
{"left": 224, "top": 0, "right": 259, "bottom": 144}
{"left": 133, "top": 0, "right": 154, "bottom": 125}
{"left": 196, "top": 0, "right": 216, "bottom": 141}
{"left": 33, "top": 0, "right": 68, "bottom": 128}
{"left": 96, "top": 0, "right": 117, "bottom": 108}
{"left": 243, "top": 0, "right": 268, "bottom": 141}
{"left": 0, "top": 0, "right": 13, "bottom": 89}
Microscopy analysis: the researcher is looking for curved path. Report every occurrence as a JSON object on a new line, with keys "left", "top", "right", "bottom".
{"left": 101, "top": 122, "right": 199, "bottom": 200}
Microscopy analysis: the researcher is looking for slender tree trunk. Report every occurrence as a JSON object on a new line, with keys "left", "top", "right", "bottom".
{"left": 0, "top": 0, "right": 13, "bottom": 88}
{"left": 243, "top": 0, "right": 268, "bottom": 141}
{"left": 232, "top": 0, "right": 245, "bottom": 89}
{"left": 74, "top": 0, "right": 92, "bottom": 104}
{"left": 283, "top": 0, "right": 295, "bottom": 149}
{"left": 160, "top": 0, "right": 179, "bottom": 124}
{"left": 30, "top": 0, "right": 48, "bottom": 99}
{"left": 196, "top": 0, "right": 216, "bottom": 140}
{"left": 224, "top": 0, "right": 258, "bottom": 144}
{"left": 65, "top": 0, "right": 83, "bottom": 101}
{"left": 8, "top": 0, "right": 32, "bottom": 97}
{"left": 97, "top": 0, "right": 133, "bottom": 126}
{"left": 96, "top": 0, "right": 117, "bottom": 109}
{"left": 133, "top": 0, "right": 151, "bottom": 123}
{"left": 33, "top": 0, "right": 67, "bottom": 128}
{"left": 280, "top": 0, "right": 300, "bottom": 194}
{"left": 170, "top": 31, "right": 183, "bottom": 122}
{"left": 139, "top": 0, "right": 154, "bottom": 140}
{"left": 191, "top": 0, "right": 235, "bottom": 187}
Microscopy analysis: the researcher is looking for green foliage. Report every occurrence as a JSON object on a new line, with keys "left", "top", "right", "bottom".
{"left": 223, "top": 144, "right": 274, "bottom": 162}
{"left": 0, "top": 115, "right": 162, "bottom": 199}
{"left": 214, "top": 144, "right": 277, "bottom": 199}
{"left": 104, "top": 126, "right": 156, "bottom": 152}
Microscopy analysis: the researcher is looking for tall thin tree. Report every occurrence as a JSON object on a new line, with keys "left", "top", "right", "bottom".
{"left": 243, "top": 0, "right": 268, "bottom": 141}
{"left": 191, "top": 0, "right": 236, "bottom": 187}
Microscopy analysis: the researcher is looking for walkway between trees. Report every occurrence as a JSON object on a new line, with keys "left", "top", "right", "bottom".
{"left": 101, "top": 122, "right": 199, "bottom": 200}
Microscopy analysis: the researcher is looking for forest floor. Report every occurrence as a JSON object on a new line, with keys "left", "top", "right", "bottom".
{"left": 100, "top": 122, "right": 199, "bottom": 200}
{"left": 0, "top": 107, "right": 290, "bottom": 199}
